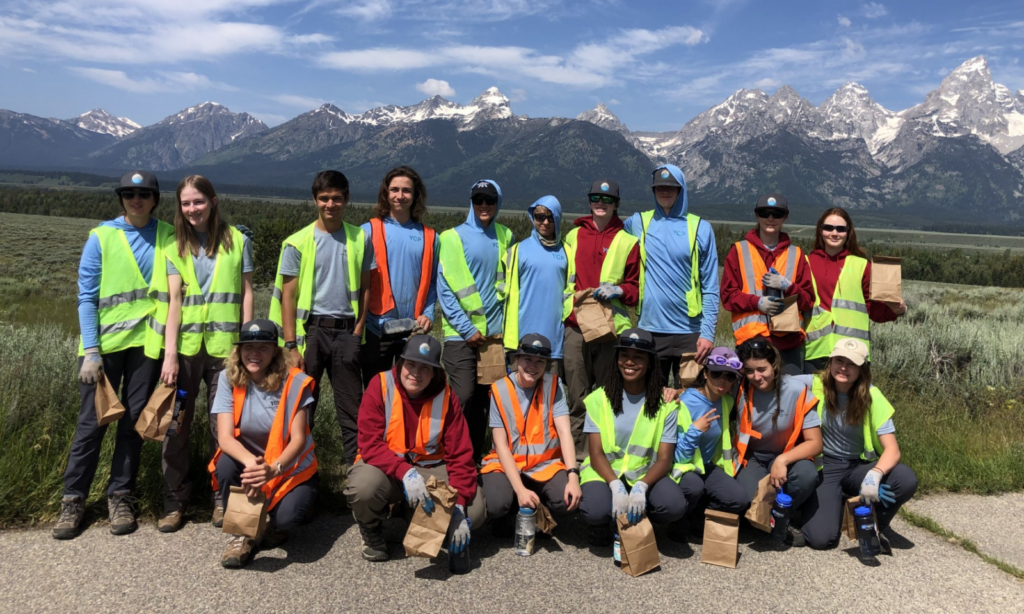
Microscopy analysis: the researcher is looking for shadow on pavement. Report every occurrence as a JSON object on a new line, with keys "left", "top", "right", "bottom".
{"left": 883, "top": 527, "right": 915, "bottom": 550}
{"left": 247, "top": 513, "right": 354, "bottom": 572}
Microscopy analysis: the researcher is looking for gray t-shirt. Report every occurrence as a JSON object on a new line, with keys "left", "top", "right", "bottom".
{"left": 278, "top": 226, "right": 372, "bottom": 318}
{"left": 488, "top": 376, "right": 569, "bottom": 429}
{"left": 584, "top": 391, "right": 677, "bottom": 452}
{"left": 820, "top": 391, "right": 896, "bottom": 460}
{"left": 745, "top": 376, "right": 821, "bottom": 458}
{"left": 210, "top": 371, "right": 314, "bottom": 455}
{"left": 167, "top": 232, "right": 254, "bottom": 296}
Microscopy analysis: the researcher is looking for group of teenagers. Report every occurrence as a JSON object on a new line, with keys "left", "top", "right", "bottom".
{"left": 56, "top": 162, "right": 918, "bottom": 570}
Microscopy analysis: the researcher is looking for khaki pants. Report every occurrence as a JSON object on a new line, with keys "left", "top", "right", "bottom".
{"left": 344, "top": 461, "right": 487, "bottom": 529}
{"left": 562, "top": 326, "right": 615, "bottom": 461}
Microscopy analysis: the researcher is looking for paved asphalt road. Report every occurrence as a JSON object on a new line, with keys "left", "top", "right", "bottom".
{"left": 905, "top": 492, "right": 1024, "bottom": 571}
{"left": 2, "top": 509, "right": 1021, "bottom": 613}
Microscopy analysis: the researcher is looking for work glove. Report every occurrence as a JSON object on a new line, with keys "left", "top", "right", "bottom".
{"left": 757, "top": 296, "right": 785, "bottom": 316}
{"left": 381, "top": 318, "right": 416, "bottom": 340}
{"left": 79, "top": 348, "right": 102, "bottom": 385}
{"left": 859, "top": 468, "right": 885, "bottom": 505}
{"left": 609, "top": 479, "right": 629, "bottom": 520}
{"left": 449, "top": 504, "right": 471, "bottom": 554}
{"left": 402, "top": 468, "right": 434, "bottom": 515}
{"left": 877, "top": 483, "right": 896, "bottom": 507}
{"left": 235, "top": 224, "right": 255, "bottom": 241}
{"left": 627, "top": 481, "right": 649, "bottom": 525}
{"left": 762, "top": 268, "right": 792, "bottom": 292}
{"left": 592, "top": 283, "right": 623, "bottom": 302}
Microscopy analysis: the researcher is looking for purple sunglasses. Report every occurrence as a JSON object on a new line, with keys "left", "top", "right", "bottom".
{"left": 706, "top": 354, "right": 743, "bottom": 370}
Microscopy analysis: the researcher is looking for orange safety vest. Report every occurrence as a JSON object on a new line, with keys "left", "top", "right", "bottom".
{"left": 480, "top": 373, "right": 566, "bottom": 482}
{"left": 208, "top": 368, "right": 318, "bottom": 512}
{"left": 356, "top": 370, "right": 451, "bottom": 467}
{"left": 731, "top": 241, "right": 804, "bottom": 345}
{"left": 733, "top": 379, "right": 818, "bottom": 470}
{"left": 368, "top": 217, "right": 436, "bottom": 317}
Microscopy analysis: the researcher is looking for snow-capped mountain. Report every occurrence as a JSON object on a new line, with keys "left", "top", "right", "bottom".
{"left": 818, "top": 83, "right": 902, "bottom": 154}
{"left": 353, "top": 87, "right": 516, "bottom": 130}
{"left": 576, "top": 103, "right": 629, "bottom": 134}
{"left": 68, "top": 109, "right": 141, "bottom": 138}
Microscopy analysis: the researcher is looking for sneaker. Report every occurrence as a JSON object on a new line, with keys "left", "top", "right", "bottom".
{"left": 262, "top": 527, "right": 290, "bottom": 549}
{"left": 52, "top": 496, "right": 85, "bottom": 540}
{"left": 108, "top": 492, "right": 138, "bottom": 536}
{"left": 878, "top": 532, "right": 892, "bottom": 555}
{"left": 358, "top": 520, "right": 389, "bottom": 562}
{"left": 588, "top": 523, "right": 613, "bottom": 548}
{"left": 221, "top": 535, "right": 255, "bottom": 568}
{"left": 786, "top": 526, "right": 806, "bottom": 548}
{"left": 212, "top": 506, "right": 225, "bottom": 528}
{"left": 158, "top": 510, "right": 184, "bottom": 533}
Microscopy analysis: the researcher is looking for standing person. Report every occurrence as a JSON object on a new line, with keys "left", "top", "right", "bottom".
{"left": 270, "top": 170, "right": 371, "bottom": 466}
{"left": 154, "top": 175, "right": 254, "bottom": 532}
{"left": 623, "top": 165, "right": 719, "bottom": 384}
{"left": 503, "top": 195, "right": 572, "bottom": 376}
{"left": 209, "top": 319, "right": 318, "bottom": 568}
{"left": 361, "top": 166, "right": 439, "bottom": 385}
{"left": 563, "top": 179, "right": 640, "bottom": 461}
{"left": 479, "top": 334, "right": 581, "bottom": 538}
{"left": 804, "top": 208, "right": 907, "bottom": 371}
{"left": 53, "top": 171, "right": 173, "bottom": 540}
{"left": 578, "top": 329, "right": 687, "bottom": 547}
{"left": 438, "top": 179, "right": 513, "bottom": 461}
{"left": 796, "top": 339, "right": 918, "bottom": 551}
{"left": 344, "top": 335, "right": 484, "bottom": 562}
{"left": 720, "top": 193, "right": 815, "bottom": 374}
{"left": 733, "top": 338, "right": 823, "bottom": 546}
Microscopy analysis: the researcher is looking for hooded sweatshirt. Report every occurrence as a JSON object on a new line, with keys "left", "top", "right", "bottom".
{"left": 438, "top": 179, "right": 506, "bottom": 341}
{"left": 564, "top": 214, "right": 640, "bottom": 329}
{"left": 806, "top": 248, "right": 898, "bottom": 324}
{"left": 622, "top": 165, "right": 720, "bottom": 341}
{"left": 506, "top": 195, "right": 570, "bottom": 358}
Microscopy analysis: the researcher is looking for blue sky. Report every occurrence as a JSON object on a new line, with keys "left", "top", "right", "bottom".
{"left": 1, "top": 0, "right": 1022, "bottom": 131}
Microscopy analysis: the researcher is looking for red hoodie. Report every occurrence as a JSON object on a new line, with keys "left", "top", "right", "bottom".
{"left": 564, "top": 215, "right": 641, "bottom": 329}
{"left": 357, "top": 368, "right": 477, "bottom": 506}
{"left": 720, "top": 229, "right": 816, "bottom": 351}
{"left": 806, "top": 248, "right": 898, "bottom": 323}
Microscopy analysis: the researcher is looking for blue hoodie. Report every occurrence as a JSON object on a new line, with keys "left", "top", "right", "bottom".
{"left": 622, "top": 164, "right": 720, "bottom": 341}
{"left": 438, "top": 179, "right": 505, "bottom": 341}
{"left": 506, "top": 195, "right": 569, "bottom": 359}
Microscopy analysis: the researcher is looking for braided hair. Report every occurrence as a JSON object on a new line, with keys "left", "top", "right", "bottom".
{"left": 608, "top": 348, "right": 665, "bottom": 420}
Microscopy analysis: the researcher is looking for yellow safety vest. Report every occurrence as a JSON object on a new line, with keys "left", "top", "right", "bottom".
{"left": 502, "top": 240, "right": 574, "bottom": 352}
{"left": 674, "top": 395, "right": 738, "bottom": 478}
{"left": 811, "top": 374, "right": 893, "bottom": 462}
{"left": 637, "top": 210, "right": 702, "bottom": 318}
{"left": 563, "top": 227, "right": 637, "bottom": 334}
{"left": 438, "top": 224, "right": 512, "bottom": 339}
{"left": 579, "top": 387, "right": 675, "bottom": 485}
{"left": 805, "top": 256, "right": 870, "bottom": 361}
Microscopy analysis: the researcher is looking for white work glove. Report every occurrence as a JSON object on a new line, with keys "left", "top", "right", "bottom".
{"left": 859, "top": 468, "right": 884, "bottom": 505}
{"left": 449, "top": 504, "right": 471, "bottom": 553}
{"left": 757, "top": 296, "right": 785, "bottom": 316}
{"left": 627, "top": 481, "right": 649, "bottom": 524}
{"left": 402, "top": 468, "right": 434, "bottom": 515}
{"left": 79, "top": 348, "right": 102, "bottom": 385}
{"left": 609, "top": 479, "right": 629, "bottom": 520}
{"left": 593, "top": 283, "right": 623, "bottom": 302}
{"left": 762, "top": 270, "right": 792, "bottom": 292}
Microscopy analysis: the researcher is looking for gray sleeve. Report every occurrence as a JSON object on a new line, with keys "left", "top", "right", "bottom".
{"left": 362, "top": 232, "right": 374, "bottom": 273}
{"left": 876, "top": 419, "right": 895, "bottom": 435}
{"left": 791, "top": 374, "right": 814, "bottom": 388}
{"left": 279, "top": 245, "right": 301, "bottom": 277}
{"left": 166, "top": 257, "right": 179, "bottom": 276}
{"left": 661, "top": 408, "right": 678, "bottom": 444}
{"left": 210, "top": 372, "right": 234, "bottom": 414}
{"left": 583, "top": 413, "right": 600, "bottom": 434}
{"left": 552, "top": 381, "right": 569, "bottom": 419}
{"left": 802, "top": 401, "right": 822, "bottom": 429}
{"left": 488, "top": 396, "right": 504, "bottom": 429}
{"left": 241, "top": 235, "right": 254, "bottom": 274}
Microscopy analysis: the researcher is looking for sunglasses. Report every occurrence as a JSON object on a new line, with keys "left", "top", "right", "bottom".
{"left": 237, "top": 329, "right": 277, "bottom": 343}
{"left": 618, "top": 336, "right": 656, "bottom": 352}
{"left": 121, "top": 190, "right": 154, "bottom": 200}
{"left": 518, "top": 344, "right": 552, "bottom": 357}
{"left": 756, "top": 209, "right": 786, "bottom": 220}
{"left": 472, "top": 195, "right": 498, "bottom": 206}
{"left": 708, "top": 370, "right": 739, "bottom": 383}
{"left": 821, "top": 224, "right": 849, "bottom": 233}
{"left": 589, "top": 194, "right": 618, "bottom": 205}
{"left": 532, "top": 213, "right": 554, "bottom": 223}
{"left": 706, "top": 354, "right": 743, "bottom": 370}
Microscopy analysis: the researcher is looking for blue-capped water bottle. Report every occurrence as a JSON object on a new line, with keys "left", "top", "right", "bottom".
{"left": 167, "top": 389, "right": 187, "bottom": 437}
{"left": 770, "top": 492, "right": 792, "bottom": 542}
{"left": 854, "top": 506, "right": 881, "bottom": 557}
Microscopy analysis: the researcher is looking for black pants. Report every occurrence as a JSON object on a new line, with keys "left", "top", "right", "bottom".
{"left": 442, "top": 340, "right": 494, "bottom": 462}
{"left": 736, "top": 454, "right": 820, "bottom": 510}
{"left": 215, "top": 454, "right": 319, "bottom": 532}
{"left": 776, "top": 346, "right": 806, "bottom": 376}
{"left": 479, "top": 471, "right": 570, "bottom": 520}
{"left": 63, "top": 346, "right": 159, "bottom": 498}
{"left": 304, "top": 323, "right": 362, "bottom": 465}
{"left": 579, "top": 476, "right": 687, "bottom": 526}
{"left": 677, "top": 465, "right": 752, "bottom": 516}
{"left": 652, "top": 332, "right": 699, "bottom": 387}
{"left": 360, "top": 331, "right": 405, "bottom": 388}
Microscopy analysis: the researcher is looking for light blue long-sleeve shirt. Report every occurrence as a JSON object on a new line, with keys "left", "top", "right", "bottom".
{"left": 361, "top": 216, "right": 440, "bottom": 336}
{"left": 623, "top": 164, "right": 719, "bottom": 341}
{"left": 77, "top": 217, "right": 159, "bottom": 350}
{"left": 675, "top": 388, "right": 725, "bottom": 465}
{"left": 438, "top": 179, "right": 505, "bottom": 341}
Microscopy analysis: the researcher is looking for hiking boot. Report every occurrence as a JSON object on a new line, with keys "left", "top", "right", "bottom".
{"left": 786, "top": 526, "right": 806, "bottom": 548}
{"left": 221, "top": 535, "right": 255, "bottom": 568}
{"left": 158, "top": 510, "right": 184, "bottom": 533}
{"left": 108, "top": 491, "right": 138, "bottom": 536}
{"left": 52, "top": 496, "right": 85, "bottom": 540}
{"left": 588, "top": 523, "right": 613, "bottom": 548}
{"left": 358, "top": 520, "right": 389, "bottom": 562}
{"left": 262, "top": 527, "right": 290, "bottom": 549}
{"left": 212, "top": 505, "right": 225, "bottom": 528}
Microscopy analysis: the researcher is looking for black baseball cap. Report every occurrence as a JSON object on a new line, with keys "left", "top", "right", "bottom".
{"left": 614, "top": 328, "right": 656, "bottom": 355}
{"left": 515, "top": 333, "right": 552, "bottom": 358}
{"left": 652, "top": 167, "right": 680, "bottom": 188}
{"left": 588, "top": 179, "right": 620, "bottom": 200}
{"left": 400, "top": 334, "right": 442, "bottom": 368}
{"left": 115, "top": 170, "right": 159, "bottom": 195}
{"left": 755, "top": 193, "right": 789, "bottom": 212}
{"left": 235, "top": 319, "right": 280, "bottom": 345}
{"left": 470, "top": 180, "right": 499, "bottom": 200}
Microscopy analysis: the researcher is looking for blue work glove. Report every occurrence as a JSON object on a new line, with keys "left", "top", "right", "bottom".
{"left": 449, "top": 504, "right": 471, "bottom": 553}
{"left": 627, "top": 481, "right": 649, "bottom": 525}
{"left": 877, "top": 483, "right": 896, "bottom": 507}
{"left": 402, "top": 468, "right": 434, "bottom": 515}
{"left": 762, "top": 268, "right": 792, "bottom": 292}
{"left": 757, "top": 296, "right": 785, "bottom": 316}
{"left": 593, "top": 283, "right": 623, "bottom": 302}
{"left": 609, "top": 479, "right": 629, "bottom": 520}
{"left": 859, "top": 468, "right": 885, "bottom": 505}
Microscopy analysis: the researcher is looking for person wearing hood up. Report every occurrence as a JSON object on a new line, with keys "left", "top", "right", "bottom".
{"left": 623, "top": 165, "right": 720, "bottom": 385}
{"left": 502, "top": 195, "right": 573, "bottom": 374}
{"left": 437, "top": 179, "right": 514, "bottom": 460}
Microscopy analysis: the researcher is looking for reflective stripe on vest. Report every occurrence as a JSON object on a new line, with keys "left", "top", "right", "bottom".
{"left": 368, "top": 218, "right": 436, "bottom": 318}
{"left": 563, "top": 227, "right": 638, "bottom": 334}
{"left": 503, "top": 241, "right": 574, "bottom": 352}
{"left": 379, "top": 370, "right": 450, "bottom": 466}
{"left": 811, "top": 374, "right": 894, "bottom": 463}
{"left": 578, "top": 387, "right": 672, "bottom": 485}
{"left": 804, "top": 255, "right": 871, "bottom": 361}
{"left": 637, "top": 210, "right": 702, "bottom": 318}
{"left": 731, "top": 241, "right": 803, "bottom": 345}
{"left": 438, "top": 224, "right": 512, "bottom": 339}
{"left": 480, "top": 374, "right": 566, "bottom": 481}
{"left": 734, "top": 378, "right": 820, "bottom": 470}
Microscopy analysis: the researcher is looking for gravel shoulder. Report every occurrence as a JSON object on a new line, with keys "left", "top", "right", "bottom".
{"left": 904, "top": 492, "right": 1024, "bottom": 571}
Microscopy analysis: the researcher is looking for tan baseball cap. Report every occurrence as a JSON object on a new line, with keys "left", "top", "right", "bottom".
{"left": 830, "top": 338, "right": 868, "bottom": 366}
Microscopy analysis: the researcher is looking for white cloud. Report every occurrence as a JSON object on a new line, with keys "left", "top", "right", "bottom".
{"left": 22, "top": 67, "right": 36, "bottom": 73}
{"left": 862, "top": 2, "right": 887, "bottom": 19}
{"left": 250, "top": 111, "right": 290, "bottom": 126}
{"left": 268, "top": 94, "right": 328, "bottom": 108}
{"left": 753, "top": 78, "right": 781, "bottom": 88}
{"left": 70, "top": 68, "right": 236, "bottom": 93}
{"left": 838, "top": 15, "right": 851, "bottom": 27}
{"left": 509, "top": 88, "right": 528, "bottom": 102}
{"left": 334, "top": 0, "right": 393, "bottom": 21}
{"left": 416, "top": 79, "right": 456, "bottom": 97}
{"left": 607, "top": 98, "right": 621, "bottom": 105}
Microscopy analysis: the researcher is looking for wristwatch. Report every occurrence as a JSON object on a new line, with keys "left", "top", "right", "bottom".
{"left": 284, "top": 340, "right": 297, "bottom": 350}
{"left": 566, "top": 468, "right": 580, "bottom": 477}
{"left": 275, "top": 462, "right": 283, "bottom": 476}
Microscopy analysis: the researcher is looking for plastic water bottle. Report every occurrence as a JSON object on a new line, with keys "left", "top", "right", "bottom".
{"left": 854, "top": 506, "right": 881, "bottom": 557}
{"left": 448, "top": 545, "right": 471, "bottom": 575}
{"left": 167, "top": 389, "right": 188, "bottom": 436}
{"left": 613, "top": 533, "right": 621, "bottom": 567}
{"left": 770, "top": 492, "right": 792, "bottom": 542}
{"left": 513, "top": 507, "right": 537, "bottom": 556}
{"left": 765, "top": 267, "right": 784, "bottom": 299}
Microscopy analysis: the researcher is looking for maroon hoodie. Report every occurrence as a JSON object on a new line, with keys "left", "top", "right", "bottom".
{"left": 564, "top": 215, "right": 641, "bottom": 329}
{"left": 806, "top": 248, "right": 898, "bottom": 323}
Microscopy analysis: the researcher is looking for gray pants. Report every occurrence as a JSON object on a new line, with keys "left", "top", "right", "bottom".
{"left": 442, "top": 340, "right": 494, "bottom": 462}
{"left": 63, "top": 346, "right": 159, "bottom": 498}
{"left": 801, "top": 456, "right": 918, "bottom": 549}
{"left": 343, "top": 461, "right": 487, "bottom": 528}
{"left": 304, "top": 323, "right": 362, "bottom": 465}
{"left": 652, "top": 332, "right": 699, "bottom": 387}
{"left": 162, "top": 344, "right": 223, "bottom": 511}
{"left": 562, "top": 326, "right": 615, "bottom": 461}
{"left": 215, "top": 454, "right": 318, "bottom": 531}
{"left": 479, "top": 470, "right": 569, "bottom": 520}
{"left": 678, "top": 465, "right": 752, "bottom": 516}
{"left": 579, "top": 476, "right": 687, "bottom": 526}
{"left": 736, "top": 454, "right": 820, "bottom": 510}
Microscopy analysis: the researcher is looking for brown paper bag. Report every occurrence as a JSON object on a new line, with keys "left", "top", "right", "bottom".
{"left": 476, "top": 336, "right": 507, "bottom": 385}
{"left": 616, "top": 515, "right": 660, "bottom": 577}
{"left": 702, "top": 510, "right": 740, "bottom": 568}
{"left": 222, "top": 486, "right": 267, "bottom": 539}
{"left": 93, "top": 371, "right": 125, "bottom": 426}
{"left": 870, "top": 256, "right": 903, "bottom": 303}
{"left": 573, "top": 290, "right": 616, "bottom": 343}
{"left": 135, "top": 384, "right": 176, "bottom": 442}
{"left": 769, "top": 295, "right": 802, "bottom": 334}
{"left": 536, "top": 503, "right": 557, "bottom": 534}
{"left": 677, "top": 352, "right": 701, "bottom": 388}
{"left": 403, "top": 476, "right": 459, "bottom": 558}
{"left": 744, "top": 475, "right": 774, "bottom": 533}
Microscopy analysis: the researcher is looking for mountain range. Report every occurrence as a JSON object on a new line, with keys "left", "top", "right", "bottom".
{"left": 1, "top": 56, "right": 1022, "bottom": 223}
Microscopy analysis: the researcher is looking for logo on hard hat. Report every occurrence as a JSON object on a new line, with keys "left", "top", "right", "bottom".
{"left": 419, "top": 343, "right": 430, "bottom": 356}
{"left": 248, "top": 324, "right": 260, "bottom": 332}
{"left": 131, "top": 173, "right": 143, "bottom": 185}
{"left": 600, "top": 182, "right": 610, "bottom": 192}
{"left": 629, "top": 333, "right": 639, "bottom": 340}
{"left": 532, "top": 340, "right": 543, "bottom": 348}
{"left": 767, "top": 197, "right": 777, "bottom": 206}
{"left": 660, "top": 170, "right": 670, "bottom": 179}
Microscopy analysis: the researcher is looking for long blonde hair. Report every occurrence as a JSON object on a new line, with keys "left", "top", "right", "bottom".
{"left": 174, "top": 175, "right": 234, "bottom": 259}
{"left": 224, "top": 344, "right": 288, "bottom": 392}
{"left": 820, "top": 359, "right": 873, "bottom": 426}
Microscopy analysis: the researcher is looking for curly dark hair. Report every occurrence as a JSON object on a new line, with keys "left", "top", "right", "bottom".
{"left": 606, "top": 348, "right": 664, "bottom": 420}
{"left": 736, "top": 338, "right": 785, "bottom": 428}
{"left": 374, "top": 166, "right": 428, "bottom": 221}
